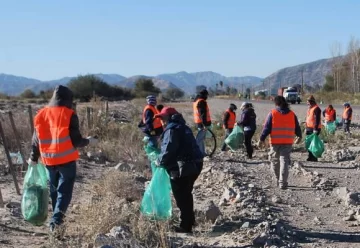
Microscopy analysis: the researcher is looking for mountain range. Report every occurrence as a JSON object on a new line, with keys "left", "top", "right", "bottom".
{"left": 0, "top": 56, "right": 335, "bottom": 96}
{"left": 0, "top": 72, "right": 263, "bottom": 95}
{"left": 261, "top": 58, "right": 335, "bottom": 92}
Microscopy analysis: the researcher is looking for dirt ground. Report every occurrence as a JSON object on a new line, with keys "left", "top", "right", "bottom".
{"left": 1, "top": 99, "right": 360, "bottom": 247}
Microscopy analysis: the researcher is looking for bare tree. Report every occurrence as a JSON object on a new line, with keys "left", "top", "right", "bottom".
{"left": 330, "top": 42, "right": 343, "bottom": 92}
{"left": 348, "top": 36, "right": 360, "bottom": 93}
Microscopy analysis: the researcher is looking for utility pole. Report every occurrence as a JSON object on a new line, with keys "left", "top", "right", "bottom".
{"left": 301, "top": 69, "right": 304, "bottom": 94}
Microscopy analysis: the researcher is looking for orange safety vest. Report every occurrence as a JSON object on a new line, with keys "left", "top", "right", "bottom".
{"left": 193, "top": 98, "right": 211, "bottom": 124}
{"left": 342, "top": 107, "right": 352, "bottom": 120}
{"left": 223, "top": 109, "right": 236, "bottom": 129}
{"left": 142, "top": 105, "right": 162, "bottom": 129}
{"left": 324, "top": 108, "right": 335, "bottom": 122}
{"left": 270, "top": 109, "right": 295, "bottom": 144}
{"left": 34, "top": 106, "right": 79, "bottom": 166}
{"left": 306, "top": 105, "right": 321, "bottom": 129}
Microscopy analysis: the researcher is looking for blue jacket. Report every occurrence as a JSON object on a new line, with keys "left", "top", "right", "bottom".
{"left": 260, "top": 107, "right": 302, "bottom": 142}
{"left": 238, "top": 108, "right": 257, "bottom": 131}
{"left": 158, "top": 114, "right": 203, "bottom": 178}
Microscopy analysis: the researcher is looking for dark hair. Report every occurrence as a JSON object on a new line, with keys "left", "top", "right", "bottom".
{"left": 274, "top": 96, "right": 289, "bottom": 109}
{"left": 156, "top": 104, "right": 164, "bottom": 112}
{"left": 328, "top": 105, "right": 333, "bottom": 109}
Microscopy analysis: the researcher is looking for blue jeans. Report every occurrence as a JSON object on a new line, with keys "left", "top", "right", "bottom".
{"left": 196, "top": 129, "right": 206, "bottom": 156}
{"left": 46, "top": 161, "right": 76, "bottom": 225}
{"left": 147, "top": 135, "right": 159, "bottom": 148}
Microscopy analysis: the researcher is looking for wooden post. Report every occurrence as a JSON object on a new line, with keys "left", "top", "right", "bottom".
{"left": 86, "top": 107, "right": 92, "bottom": 129}
{"left": 105, "top": 101, "right": 109, "bottom": 116}
{"left": 0, "top": 121, "right": 21, "bottom": 195}
{"left": 0, "top": 188, "right": 4, "bottom": 208}
{"left": 28, "top": 105, "right": 34, "bottom": 135}
{"left": 105, "top": 101, "right": 109, "bottom": 124}
{"left": 72, "top": 102, "right": 77, "bottom": 114}
{"left": 8, "top": 111, "right": 27, "bottom": 172}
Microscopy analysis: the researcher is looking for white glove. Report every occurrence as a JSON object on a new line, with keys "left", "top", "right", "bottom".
{"left": 87, "top": 136, "right": 99, "bottom": 146}
{"left": 27, "top": 158, "right": 37, "bottom": 166}
{"left": 313, "top": 130, "right": 318, "bottom": 134}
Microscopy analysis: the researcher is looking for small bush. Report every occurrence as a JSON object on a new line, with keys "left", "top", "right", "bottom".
{"left": 20, "top": 89, "right": 36, "bottom": 99}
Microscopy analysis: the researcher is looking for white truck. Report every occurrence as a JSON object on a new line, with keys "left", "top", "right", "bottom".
{"left": 278, "top": 87, "right": 301, "bottom": 104}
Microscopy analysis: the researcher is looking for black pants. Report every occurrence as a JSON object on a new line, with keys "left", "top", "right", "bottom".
{"left": 343, "top": 120, "right": 351, "bottom": 133}
{"left": 221, "top": 128, "right": 233, "bottom": 151}
{"left": 306, "top": 130, "right": 321, "bottom": 161}
{"left": 244, "top": 130, "right": 255, "bottom": 158}
{"left": 170, "top": 162, "right": 202, "bottom": 231}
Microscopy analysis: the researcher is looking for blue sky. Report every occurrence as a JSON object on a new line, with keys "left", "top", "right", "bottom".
{"left": 0, "top": 0, "right": 359, "bottom": 80}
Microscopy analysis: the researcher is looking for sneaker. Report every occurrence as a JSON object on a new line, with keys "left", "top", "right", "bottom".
{"left": 173, "top": 226, "right": 192, "bottom": 234}
{"left": 49, "top": 223, "right": 65, "bottom": 239}
{"left": 279, "top": 183, "right": 288, "bottom": 190}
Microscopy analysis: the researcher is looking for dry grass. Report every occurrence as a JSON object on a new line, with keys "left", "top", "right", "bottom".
{"left": 64, "top": 171, "right": 172, "bottom": 248}
{"left": 76, "top": 99, "right": 145, "bottom": 164}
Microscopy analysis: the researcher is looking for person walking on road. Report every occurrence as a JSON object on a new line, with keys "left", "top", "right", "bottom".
{"left": 305, "top": 95, "right": 322, "bottom": 162}
{"left": 155, "top": 107, "right": 203, "bottom": 233}
{"left": 193, "top": 89, "right": 212, "bottom": 156}
{"left": 237, "top": 102, "right": 256, "bottom": 159}
{"left": 259, "top": 96, "right": 302, "bottom": 189}
{"left": 323, "top": 105, "right": 336, "bottom": 124}
{"left": 342, "top": 102, "right": 352, "bottom": 135}
{"left": 140, "top": 95, "right": 164, "bottom": 148}
{"left": 221, "top": 103, "right": 237, "bottom": 151}
{"left": 28, "top": 85, "right": 98, "bottom": 234}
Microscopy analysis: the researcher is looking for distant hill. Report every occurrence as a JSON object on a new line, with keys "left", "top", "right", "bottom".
{"left": 262, "top": 58, "right": 334, "bottom": 92}
{"left": 0, "top": 72, "right": 262, "bottom": 95}
{"left": 0, "top": 74, "right": 42, "bottom": 95}
{"left": 156, "top": 71, "right": 263, "bottom": 93}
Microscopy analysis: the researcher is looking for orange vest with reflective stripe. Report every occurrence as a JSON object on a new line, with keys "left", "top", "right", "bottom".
{"left": 306, "top": 105, "right": 320, "bottom": 129}
{"left": 223, "top": 109, "right": 236, "bottom": 129}
{"left": 34, "top": 106, "right": 79, "bottom": 166}
{"left": 343, "top": 107, "right": 352, "bottom": 120}
{"left": 270, "top": 109, "right": 295, "bottom": 144}
{"left": 142, "top": 105, "right": 162, "bottom": 129}
{"left": 193, "top": 99, "right": 211, "bottom": 124}
{"left": 325, "top": 108, "right": 335, "bottom": 122}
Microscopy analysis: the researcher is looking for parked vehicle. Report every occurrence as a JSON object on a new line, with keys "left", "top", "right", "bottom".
{"left": 278, "top": 87, "right": 300, "bottom": 104}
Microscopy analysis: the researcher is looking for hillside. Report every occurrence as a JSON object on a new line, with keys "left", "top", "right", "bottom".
{"left": 0, "top": 72, "right": 262, "bottom": 95}
{"left": 157, "top": 72, "right": 263, "bottom": 93}
{"left": 0, "top": 74, "right": 42, "bottom": 95}
{"left": 263, "top": 58, "right": 334, "bottom": 91}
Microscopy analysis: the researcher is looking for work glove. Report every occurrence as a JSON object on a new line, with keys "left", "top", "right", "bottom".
{"left": 344, "top": 120, "right": 349, "bottom": 124}
{"left": 313, "top": 130, "right": 319, "bottom": 135}
{"left": 87, "top": 136, "right": 99, "bottom": 146}
{"left": 295, "top": 137, "right": 302, "bottom": 145}
{"left": 27, "top": 158, "right": 37, "bottom": 166}
{"left": 154, "top": 159, "right": 160, "bottom": 167}
{"left": 150, "top": 130, "right": 156, "bottom": 136}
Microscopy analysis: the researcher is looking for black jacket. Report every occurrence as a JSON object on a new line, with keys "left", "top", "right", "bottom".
{"left": 238, "top": 108, "right": 257, "bottom": 131}
{"left": 30, "top": 85, "right": 89, "bottom": 162}
{"left": 158, "top": 114, "right": 203, "bottom": 178}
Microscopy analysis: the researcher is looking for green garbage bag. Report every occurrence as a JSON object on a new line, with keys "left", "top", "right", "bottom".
{"left": 21, "top": 163, "right": 49, "bottom": 226}
{"left": 140, "top": 166, "right": 172, "bottom": 220}
{"left": 225, "top": 126, "right": 244, "bottom": 151}
{"left": 325, "top": 122, "right": 336, "bottom": 134}
{"left": 144, "top": 144, "right": 161, "bottom": 173}
{"left": 205, "top": 124, "right": 213, "bottom": 138}
{"left": 307, "top": 134, "right": 325, "bottom": 158}
{"left": 335, "top": 117, "right": 342, "bottom": 126}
